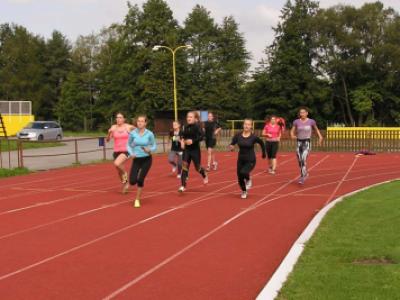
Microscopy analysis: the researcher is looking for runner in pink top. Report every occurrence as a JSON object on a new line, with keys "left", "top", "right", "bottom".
{"left": 262, "top": 116, "right": 284, "bottom": 174}
{"left": 106, "top": 113, "right": 135, "bottom": 193}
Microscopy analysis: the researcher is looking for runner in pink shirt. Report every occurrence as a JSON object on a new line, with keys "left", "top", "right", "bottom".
{"left": 262, "top": 116, "right": 284, "bottom": 174}
{"left": 106, "top": 113, "right": 135, "bottom": 193}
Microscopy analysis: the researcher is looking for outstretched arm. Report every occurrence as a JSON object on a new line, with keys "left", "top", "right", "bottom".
{"left": 313, "top": 124, "right": 323, "bottom": 146}
{"left": 127, "top": 133, "right": 135, "bottom": 157}
{"left": 229, "top": 134, "right": 238, "bottom": 151}
{"left": 290, "top": 126, "right": 297, "bottom": 139}
{"left": 255, "top": 136, "right": 267, "bottom": 159}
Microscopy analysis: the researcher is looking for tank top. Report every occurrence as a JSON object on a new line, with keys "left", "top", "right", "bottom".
{"left": 112, "top": 125, "right": 129, "bottom": 152}
{"left": 264, "top": 124, "right": 282, "bottom": 142}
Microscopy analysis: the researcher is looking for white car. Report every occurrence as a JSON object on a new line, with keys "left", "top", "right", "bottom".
{"left": 17, "top": 121, "right": 63, "bottom": 141}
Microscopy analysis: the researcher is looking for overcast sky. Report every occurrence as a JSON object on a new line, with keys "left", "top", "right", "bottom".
{"left": 2, "top": 0, "right": 399, "bottom": 68}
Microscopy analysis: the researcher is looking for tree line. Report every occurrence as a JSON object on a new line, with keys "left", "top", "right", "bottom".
{"left": 0, "top": 0, "right": 399, "bottom": 130}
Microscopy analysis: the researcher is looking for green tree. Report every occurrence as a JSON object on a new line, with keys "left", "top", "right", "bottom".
{"left": 41, "top": 31, "right": 72, "bottom": 119}
{"left": 214, "top": 16, "right": 250, "bottom": 119}
{"left": 0, "top": 24, "right": 48, "bottom": 117}
{"left": 249, "top": 0, "right": 331, "bottom": 124}
{"left": 182, "top": 5, "right": 219, "bottom": 109}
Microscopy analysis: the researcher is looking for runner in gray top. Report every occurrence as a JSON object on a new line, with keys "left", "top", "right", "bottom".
{"left": 290, "top": 107, "right": 323, "bottom": 184}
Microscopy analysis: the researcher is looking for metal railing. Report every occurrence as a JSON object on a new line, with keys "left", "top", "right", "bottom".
{"left": 2, "top": 128, "right": 399, "bottom": 170}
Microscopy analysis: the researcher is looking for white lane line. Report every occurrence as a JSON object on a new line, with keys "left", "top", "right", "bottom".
{"left": 101, "top": 156, "right": 329, "bottom": 299}
{"left": 324, "top": 155, "right": 359, "bottom": 206}
{"left": 0, "top": 158, "right": 295, "bottom": 281}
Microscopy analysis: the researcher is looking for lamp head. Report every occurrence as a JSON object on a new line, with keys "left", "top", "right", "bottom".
{"left": 152, "top": 45, "right": 161, "bottom": 51}
{"left": 185, "top": 45, "right": 193, "bottom": 50}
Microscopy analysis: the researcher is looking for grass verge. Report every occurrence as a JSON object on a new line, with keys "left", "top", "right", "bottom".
{"left": 0, "top": 167, "right": 30, "bottom": 178}
{"left": 0, "top": 139, "right": 63, "bottom": 152}
{"left": 277, "top": 180, "right": 400, "bottom": 300}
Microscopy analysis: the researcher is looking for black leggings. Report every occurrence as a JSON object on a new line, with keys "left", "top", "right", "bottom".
{"left": 237, "top": 159, "right": 256, "bottom": 191}
{"left": 181, "top": 148, "right": 206, "bottom": 187}
{"left": 265, "top": 141, "right": 279, "bottom": 159}
{"left": 129, "top": 156, "right": 152, "bottom": 188}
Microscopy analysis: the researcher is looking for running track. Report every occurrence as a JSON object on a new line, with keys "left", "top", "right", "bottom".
{"left": 0, "top": 152, "right": 399, "bottom": 299}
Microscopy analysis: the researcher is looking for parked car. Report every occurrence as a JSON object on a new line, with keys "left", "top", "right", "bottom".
{"left": 17, "top": 121, "right": 63, "bottom": 141}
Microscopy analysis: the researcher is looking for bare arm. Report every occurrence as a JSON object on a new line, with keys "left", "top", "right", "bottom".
{"left": 290, "top": 126, "right": 297, "bottom": 139}
{"left": 314, "top": 125, "right": 323, "bottom": 146}
{"left": 106, "top": 125, "right": 115, "bottom": 142}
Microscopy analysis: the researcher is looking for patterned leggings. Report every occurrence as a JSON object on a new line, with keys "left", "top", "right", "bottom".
{"left": 296, "top": 139, "right": 311, "bottom": 178}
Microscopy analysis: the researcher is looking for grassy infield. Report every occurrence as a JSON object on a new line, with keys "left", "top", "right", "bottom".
{"left": 278, "top": 181, "right": 400, "bottom": 299}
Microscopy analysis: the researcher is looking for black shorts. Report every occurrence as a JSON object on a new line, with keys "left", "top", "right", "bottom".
{"left": 113, "top": 151, "right": 129, "bottom": 160}
{"left": 265, "top": 141, "right": 279, "bottom": 159}
{"left": 206, "top": 139, "right": 217, "bottom": 149}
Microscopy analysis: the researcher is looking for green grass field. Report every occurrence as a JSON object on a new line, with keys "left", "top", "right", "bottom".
{"left": 0, "top": 139, "right": 63, "bottom": 152}
{"left": 277, "top": 181, "right": 400, "bottom": 300}
{"left": 0, "top": 167, "right": 30, "bottom": 178}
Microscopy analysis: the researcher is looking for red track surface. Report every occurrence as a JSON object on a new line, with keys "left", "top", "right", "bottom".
{"left": 0, "top": 152, "right": 399, "bottom": 299}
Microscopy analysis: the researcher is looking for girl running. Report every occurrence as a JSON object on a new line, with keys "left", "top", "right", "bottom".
{"left": 179, "top": 111, "right": 208, "bottom": 193}
{"left": 168, "top": 121, "right": 183, "bottom": 178}
{"left": 262, "top": 116, "right": 284, "bottom": 175}
{"left": 230, "top": 119, "right": 266, "bottom": 199}
{"left": 290, "top": 107, "right": 323, "bottom": 184}
{"left": 127, "top": 115, "right": 157, "bottom": 208}
{"left": 203, "top": 112, "right": 221, "bottom": 171}
{"left": 106, "top": 113, "right": 135, "bottom": 193}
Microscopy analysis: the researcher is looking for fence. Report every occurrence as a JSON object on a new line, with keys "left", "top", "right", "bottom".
{"left": 1, "top": 128, "right": 400, "bottom": 170}
{"left": 5, "top": 136, "right": 172, "bottom": 169}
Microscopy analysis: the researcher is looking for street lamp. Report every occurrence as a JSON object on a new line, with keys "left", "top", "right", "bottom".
{"left": 152, "top": 45, "right": 193, "bottom": 121}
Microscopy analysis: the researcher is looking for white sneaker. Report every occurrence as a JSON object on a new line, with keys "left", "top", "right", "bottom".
{"left": 246, "top": 179, "right": 252, "bottom": 190}
{"left": 172, "top": 167, "right": 177, "bottom": 173}
{"left": 178, "top": 186, "right": 185, "bottom": 193}
{"left": 213, "top": 162, "right": 218, "bottom": 171}
{"left": 270, "top": 170, "right": 276, "bottom": 175}
{"left": 241, "top": 191, "right": 248, "bottom": 199}
{"left": 203, "top": 174, "right": 209, "bottom": 185}
{"left": 177, "top": 174, "right": 181, "bottom": 179}
{"left": 122, "top": 182, "right": 130, "bottom": 194}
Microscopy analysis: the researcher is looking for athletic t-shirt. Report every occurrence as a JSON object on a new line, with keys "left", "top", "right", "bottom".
{"left": 181, "top": 123, "right": 204, "bottom": 151}
{"left": 293, "top": 118, "right": 316, "bottom": 140}
{"left": 204, "top": 121, "right": 221, "bottom": 140}
{"left": 264, "top": 124, "right": 282, "bottom": 141}
{"left": 169, "top": 129, "right": 183, "bottom": 152}
{"left": 230, "top": 132, "right": 266, "bottom": 162}
{"left": 111, "top": 126, "right": 130, "bottom": 152}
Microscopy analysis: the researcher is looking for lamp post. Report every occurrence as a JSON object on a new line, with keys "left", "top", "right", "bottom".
{"left": 152, "top": 45, "right": 193, "bottom": 122}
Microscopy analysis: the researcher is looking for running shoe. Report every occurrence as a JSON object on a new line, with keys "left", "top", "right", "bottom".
{"left": 178, "top": 186, "right": 185, "bottom": 193}
{"left": 267, "top": 167, "right": 272, "bottom": 174}
{"left": 213, "top": 162, "right": 218, "bottom": 171}
{"left": 298, "top": 177, "right": 304, "bottom": 185}
{"left": 122, "top": 182, "right": 130, "bottom": 194}
{"left": 246, "top": 179, "right": 252, "bottom": 190}
{"left": 172, "top": 166, "right": 177, "bottom": 173}
{"left": 241, "top": 191, "right": 248, "bottom": 199}
{"left": 134, "top": 199, "right": 141, "bottom": 208}
{"left": 203, "top": 174, "right": 209, "bottom": 185}
{"left": 270, "top": 170, "right": 276, "bottom": 175}
{"left": 177, "top": 174, "right": 181, "bottom": 179}
{"left": 122, "top": 172, "right": 128, "bottom": 184}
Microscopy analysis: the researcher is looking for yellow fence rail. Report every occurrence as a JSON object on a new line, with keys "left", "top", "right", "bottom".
{"left": 327, "top": 127, "right": 400, "bottom": 140}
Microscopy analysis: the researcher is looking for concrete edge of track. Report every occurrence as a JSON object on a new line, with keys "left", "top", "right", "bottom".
{"left": 256, "top": 178, "right": 399, "bottom": 300}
